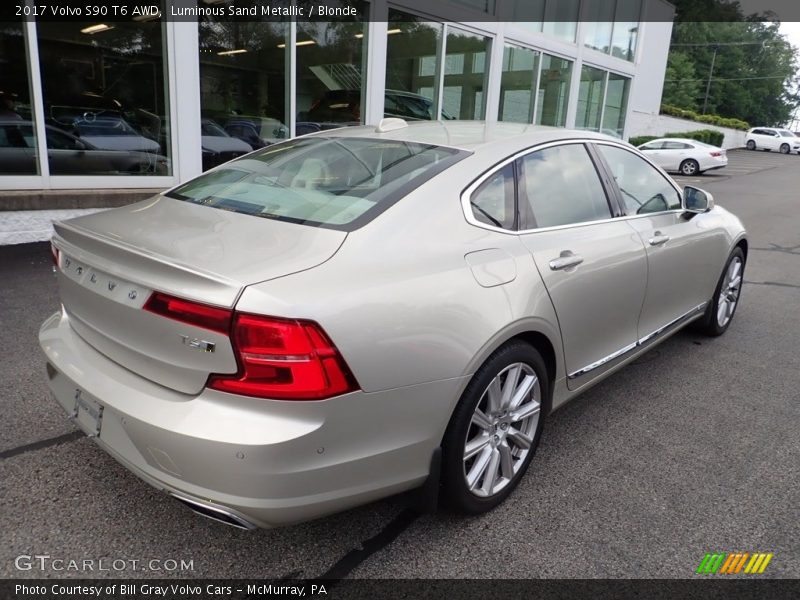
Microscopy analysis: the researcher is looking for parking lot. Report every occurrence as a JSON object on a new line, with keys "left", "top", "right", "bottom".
{"left": 1, "top": 148, "right": 798, "bottom": 580}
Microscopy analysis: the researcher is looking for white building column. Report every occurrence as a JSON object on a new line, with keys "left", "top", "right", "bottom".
{"left": 170, "top": 21, "right": 203, "bottom": 183}
{"left": 364, "top": 1, "right": 389, "bottom": 126}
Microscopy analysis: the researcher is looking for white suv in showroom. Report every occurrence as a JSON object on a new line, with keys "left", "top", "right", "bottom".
{"left": 745, "top": 127, "right": 800, "bottom": 154}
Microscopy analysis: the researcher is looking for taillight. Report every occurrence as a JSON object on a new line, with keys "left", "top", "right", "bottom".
{"left": 208, "top": 314, "right": 358, "bottom": 400}
{"left": 143, "top": 292, "right": 232, "bottom": 334}
{"left": 710, "top": 151, "right": 723, "bottom": 157}
{"left": 50, "top": 241, "right": 60, "bottom": 268}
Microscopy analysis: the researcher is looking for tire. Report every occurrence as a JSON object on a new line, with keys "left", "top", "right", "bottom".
{"left": 441, "top": 341, "right": 548, "bottom": 514}
{"left": 746, "top": 140, "right": 756, "bottom": 150}
{"left": 679, "top": 159, "right": 699, "bottom": 176}
{"left": 780, "top": 143, "right": 790, "bottom": 154}
{"left": 694, "top": 247, "right": 746, "bottom": 337}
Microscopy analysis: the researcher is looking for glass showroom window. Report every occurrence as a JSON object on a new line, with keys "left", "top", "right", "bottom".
{"left": 610, "top": 0, "right": 641, "bottom": 61}
{"left": 296, "top": 1, "right": 368, "bottom": 134}
{"left": 498, "top": 44, "right": 538, "bottom": 123}
{"left": 199, "top": 19, "right": 287, "bottom": 171}
{"left": 535, "top": 54, "right": 572, "bottom": 127}
{"left": 601, "top": 73, "right": 630, "bottom": 137}
{"left": 585, "top": 0, "right": 640, "bottom": 61}
{"left": 443, "top": 26, "right": 491, "bottom": 120}
{"left": 36, "top": 11, "right": 171, "bottom": 176}
{"left": 513, "top": 0, "right": 579, "bottom": 43}
{"left": 575, "top": 65, "right": 606, "bottom": 132}
{"left": 0, "top": 18, "right": 39, "bottom": 175}
{"left": 385, "top": 11, "right": 443, "bottom": 121}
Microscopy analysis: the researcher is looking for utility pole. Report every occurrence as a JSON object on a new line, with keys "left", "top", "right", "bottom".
{"left": 702, "top": 44, "right": 719, "bottom": 115}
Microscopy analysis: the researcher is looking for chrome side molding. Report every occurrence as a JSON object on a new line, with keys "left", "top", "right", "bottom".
{"left": 567, "top": 302, "right": 707, "bottom": 380}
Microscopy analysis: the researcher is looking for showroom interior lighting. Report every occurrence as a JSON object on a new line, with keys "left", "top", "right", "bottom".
{"left": 217, "top": 49, "right": 248, "bottom": 56}
{"left": 277, "top": 40, "right": 317, "bottom": 48}
{"left": 355, "top": 28, "right": 401, "bottom": 39}
{"left": 80, "top": 24, "right": 113, "bottom": 35}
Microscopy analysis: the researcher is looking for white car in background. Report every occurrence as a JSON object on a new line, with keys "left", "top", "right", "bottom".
{"left": 637, "top": 138, "right": 728, "bottom": 176}
{"left": 745, "top": 127, "right": 800, "bottom": 154}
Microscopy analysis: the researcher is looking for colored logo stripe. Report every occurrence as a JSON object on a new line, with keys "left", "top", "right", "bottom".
{"left": 697, "top": 552, "right": 773, "bottom": 574}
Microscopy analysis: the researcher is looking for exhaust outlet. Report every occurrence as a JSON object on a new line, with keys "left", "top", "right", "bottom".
{"left": 169, "top": 493, "right": 257, "bottom": 530}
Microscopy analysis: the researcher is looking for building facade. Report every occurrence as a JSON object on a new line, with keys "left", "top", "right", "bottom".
{"left": 0, "top": 0, "right": 674, "bottom": 198}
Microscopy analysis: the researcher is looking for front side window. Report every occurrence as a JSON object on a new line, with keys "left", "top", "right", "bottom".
{"left": 519, "top": 144, "right": 611, "bottom": 229}
{"left": 167, "top": 137, "right": 465, "bottom": 230}
{"left": 469, "top": 163, "right": 516, "bottom": 230}
{"left": 596, "top": 144, "right": 681, "bottom": 215}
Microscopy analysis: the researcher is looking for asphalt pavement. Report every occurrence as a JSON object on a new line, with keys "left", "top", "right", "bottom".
{"left": 1, "top": 149, "right": 798, "bottom": 579}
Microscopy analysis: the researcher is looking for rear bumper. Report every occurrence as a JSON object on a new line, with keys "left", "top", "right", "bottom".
{"left": 39, "top": 310, "right": 465, "bottom": 528}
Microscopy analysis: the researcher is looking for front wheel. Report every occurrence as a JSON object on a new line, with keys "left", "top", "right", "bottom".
{"left": 679, "top": 159, "right": 699, "bottom": 176}
{"left": 780, "top": 143, "right": 790, "bottom": 154}
{"left": 441, "top": 342, "right": 548, "bottom": 514}
{"left": 746, "top": 140, "right": 756, "bottom": 150}
{"left": 694, "top": 248, "right": 745, "bottom": 336}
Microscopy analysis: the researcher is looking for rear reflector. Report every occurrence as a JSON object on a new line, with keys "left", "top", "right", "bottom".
{"left": 208, "top": 313, "right": 358, "bottom": 400}
{"left": 143, "top": 292, "right": 232, "bottom": 334}
{"left": 50, "top": 241, "right": 60, "bottom": 267}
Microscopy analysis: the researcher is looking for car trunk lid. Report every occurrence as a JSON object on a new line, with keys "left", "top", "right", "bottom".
{"left": 52, "top": 196, "right": 346, "bottom": 394}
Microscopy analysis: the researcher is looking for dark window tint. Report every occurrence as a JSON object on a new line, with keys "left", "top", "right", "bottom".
{"left": 469, "top": 163, "right": 516, "bottom": 230}
{"left": 597, "top": 144, "right": 681, "bottom": 214}
{"left": 519, "top": 143, "right": 611, "bottom": 228}
{"left": 167, "top": 137, "right": 465, "bottom": 230}
{"left": 46, "top": 129, "right": 82, "bottom": 150}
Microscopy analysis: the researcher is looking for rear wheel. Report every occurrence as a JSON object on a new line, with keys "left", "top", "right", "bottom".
{"left": 679, "top": 159, "right": 699, "bottom": 176}
{"left": 746, "top": 140, "right": 756, "bottom": 150}
{"left": 780, "top": 143, "right": 790, "bottom": 154}
{"left": 694, "top": 247, "right": 745, "bottom": 336}
{"left": 441, "top": 342, "right": 548, "bottom": 514}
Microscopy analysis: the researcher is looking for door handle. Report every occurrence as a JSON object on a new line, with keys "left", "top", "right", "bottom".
{"left": 649, "top": 233, "right": 670, "bottom": 246}
{"left": 549, "top": 251, "right": 584, "bottom": 271}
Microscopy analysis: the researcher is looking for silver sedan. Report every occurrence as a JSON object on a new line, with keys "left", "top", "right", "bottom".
{"left": 40, "top": 121, "right": 747, "bottom": 528}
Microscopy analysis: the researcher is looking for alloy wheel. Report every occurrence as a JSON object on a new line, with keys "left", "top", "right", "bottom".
{"left": 681, "top": 160, "right": 698, "bottom": 175}
{"left": 717, "top": 256, "right": 743, "bottom": 327}
{"left": 463, "top": 363, "right": 541, "bottom": 498}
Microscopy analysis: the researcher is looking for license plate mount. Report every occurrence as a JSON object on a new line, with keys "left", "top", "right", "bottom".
{"left": 71, "top": 388, "right": 103, "bottom": 438}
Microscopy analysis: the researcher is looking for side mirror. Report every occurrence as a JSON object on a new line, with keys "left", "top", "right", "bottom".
{"left": 683, "top": 186, "right": 714, "bottom": 214}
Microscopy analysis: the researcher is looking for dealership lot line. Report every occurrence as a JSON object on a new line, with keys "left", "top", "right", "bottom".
{"left": 1, "top": 149, "right": 798, "bottom": 579}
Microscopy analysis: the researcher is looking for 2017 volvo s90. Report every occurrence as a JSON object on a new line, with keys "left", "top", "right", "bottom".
{"left": 40, "top": 120, "right": 747, "bottom": 528}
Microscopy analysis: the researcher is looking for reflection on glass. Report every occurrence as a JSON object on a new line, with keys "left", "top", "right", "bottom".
{"left": 36, "top": 8, "right": 171, "bottom": 176}
{"left": 450, "top": 0, "right": 496, "bottom": 14}
{"left": 610, "top": 0, "right": 641, "bottom": 61}
{"left": 601, "top": 73, "right": 630, "bottom": 137}
{"left": 499, "top": 45, "right": 538, "bottom": 123}
{"left": 576, "top": 65, "right": 606, "bottom": 132}
{"left": 385, "top": 11, "right": 443, "bottom": 120}
{"left": 443, "top": 27, "right": 490, "bottom": 120}
{"left": 0, "top": 19, "right": 38, "bottom": 174}
{"left": 513, "top": 0, "right": 578, "bottom": 43}
{"left": 199, "top": 20, "right": 287, "bottom": 171}
{"left": 296, "top": 3, "right": 367, "bottom": 134}
{"left": 583, "top": 0, "right": 614, "bottom": 53}
{"left": 535, "top": 54, "right": 571, "bottom": 127}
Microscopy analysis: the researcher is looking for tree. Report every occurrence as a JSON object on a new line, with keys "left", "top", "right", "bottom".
{"left": 663, "top": 2, "right": 800, "bottom": 126}
{"left": 662, "top": 52, "right": 701, "bottom": 110}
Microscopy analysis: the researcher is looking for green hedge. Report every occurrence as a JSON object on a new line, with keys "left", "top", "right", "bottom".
{"left": 660, "top": 104, "right": 750, "bottom": 131}
{"left": 629, "top": 129, "right": 725, "bottom": 148}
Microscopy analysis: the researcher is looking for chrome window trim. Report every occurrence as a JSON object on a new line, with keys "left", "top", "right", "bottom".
{"left": 566, "top": 302, "right": 707, "bottom": 380}
{"left": 460, "top": 138, "right": 685, "bottom": 236}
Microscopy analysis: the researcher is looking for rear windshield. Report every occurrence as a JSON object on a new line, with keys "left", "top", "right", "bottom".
{"left": 166, "top": 136, "right": 466, "bottom": 230}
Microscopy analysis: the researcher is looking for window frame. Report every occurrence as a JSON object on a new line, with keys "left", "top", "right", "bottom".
{"left": 590, "top": 141, "right": 685, "bottom": 218}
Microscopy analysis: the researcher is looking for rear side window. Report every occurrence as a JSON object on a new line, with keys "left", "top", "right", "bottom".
{"left": 597, "top": 144, "right": 681, "bottom": 214}
{"left": 469, "top": 163, "right": 516, "bottom": 230}
{"left": 167, "top": 137, "right": 466, "bottom": 230}
{"left": 519, "top": 144, "right": 612, "bottom": 229}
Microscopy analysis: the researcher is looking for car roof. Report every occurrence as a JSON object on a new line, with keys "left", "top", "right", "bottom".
{"left": 309, "top": 120, "right": 624, "bottom": 153}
